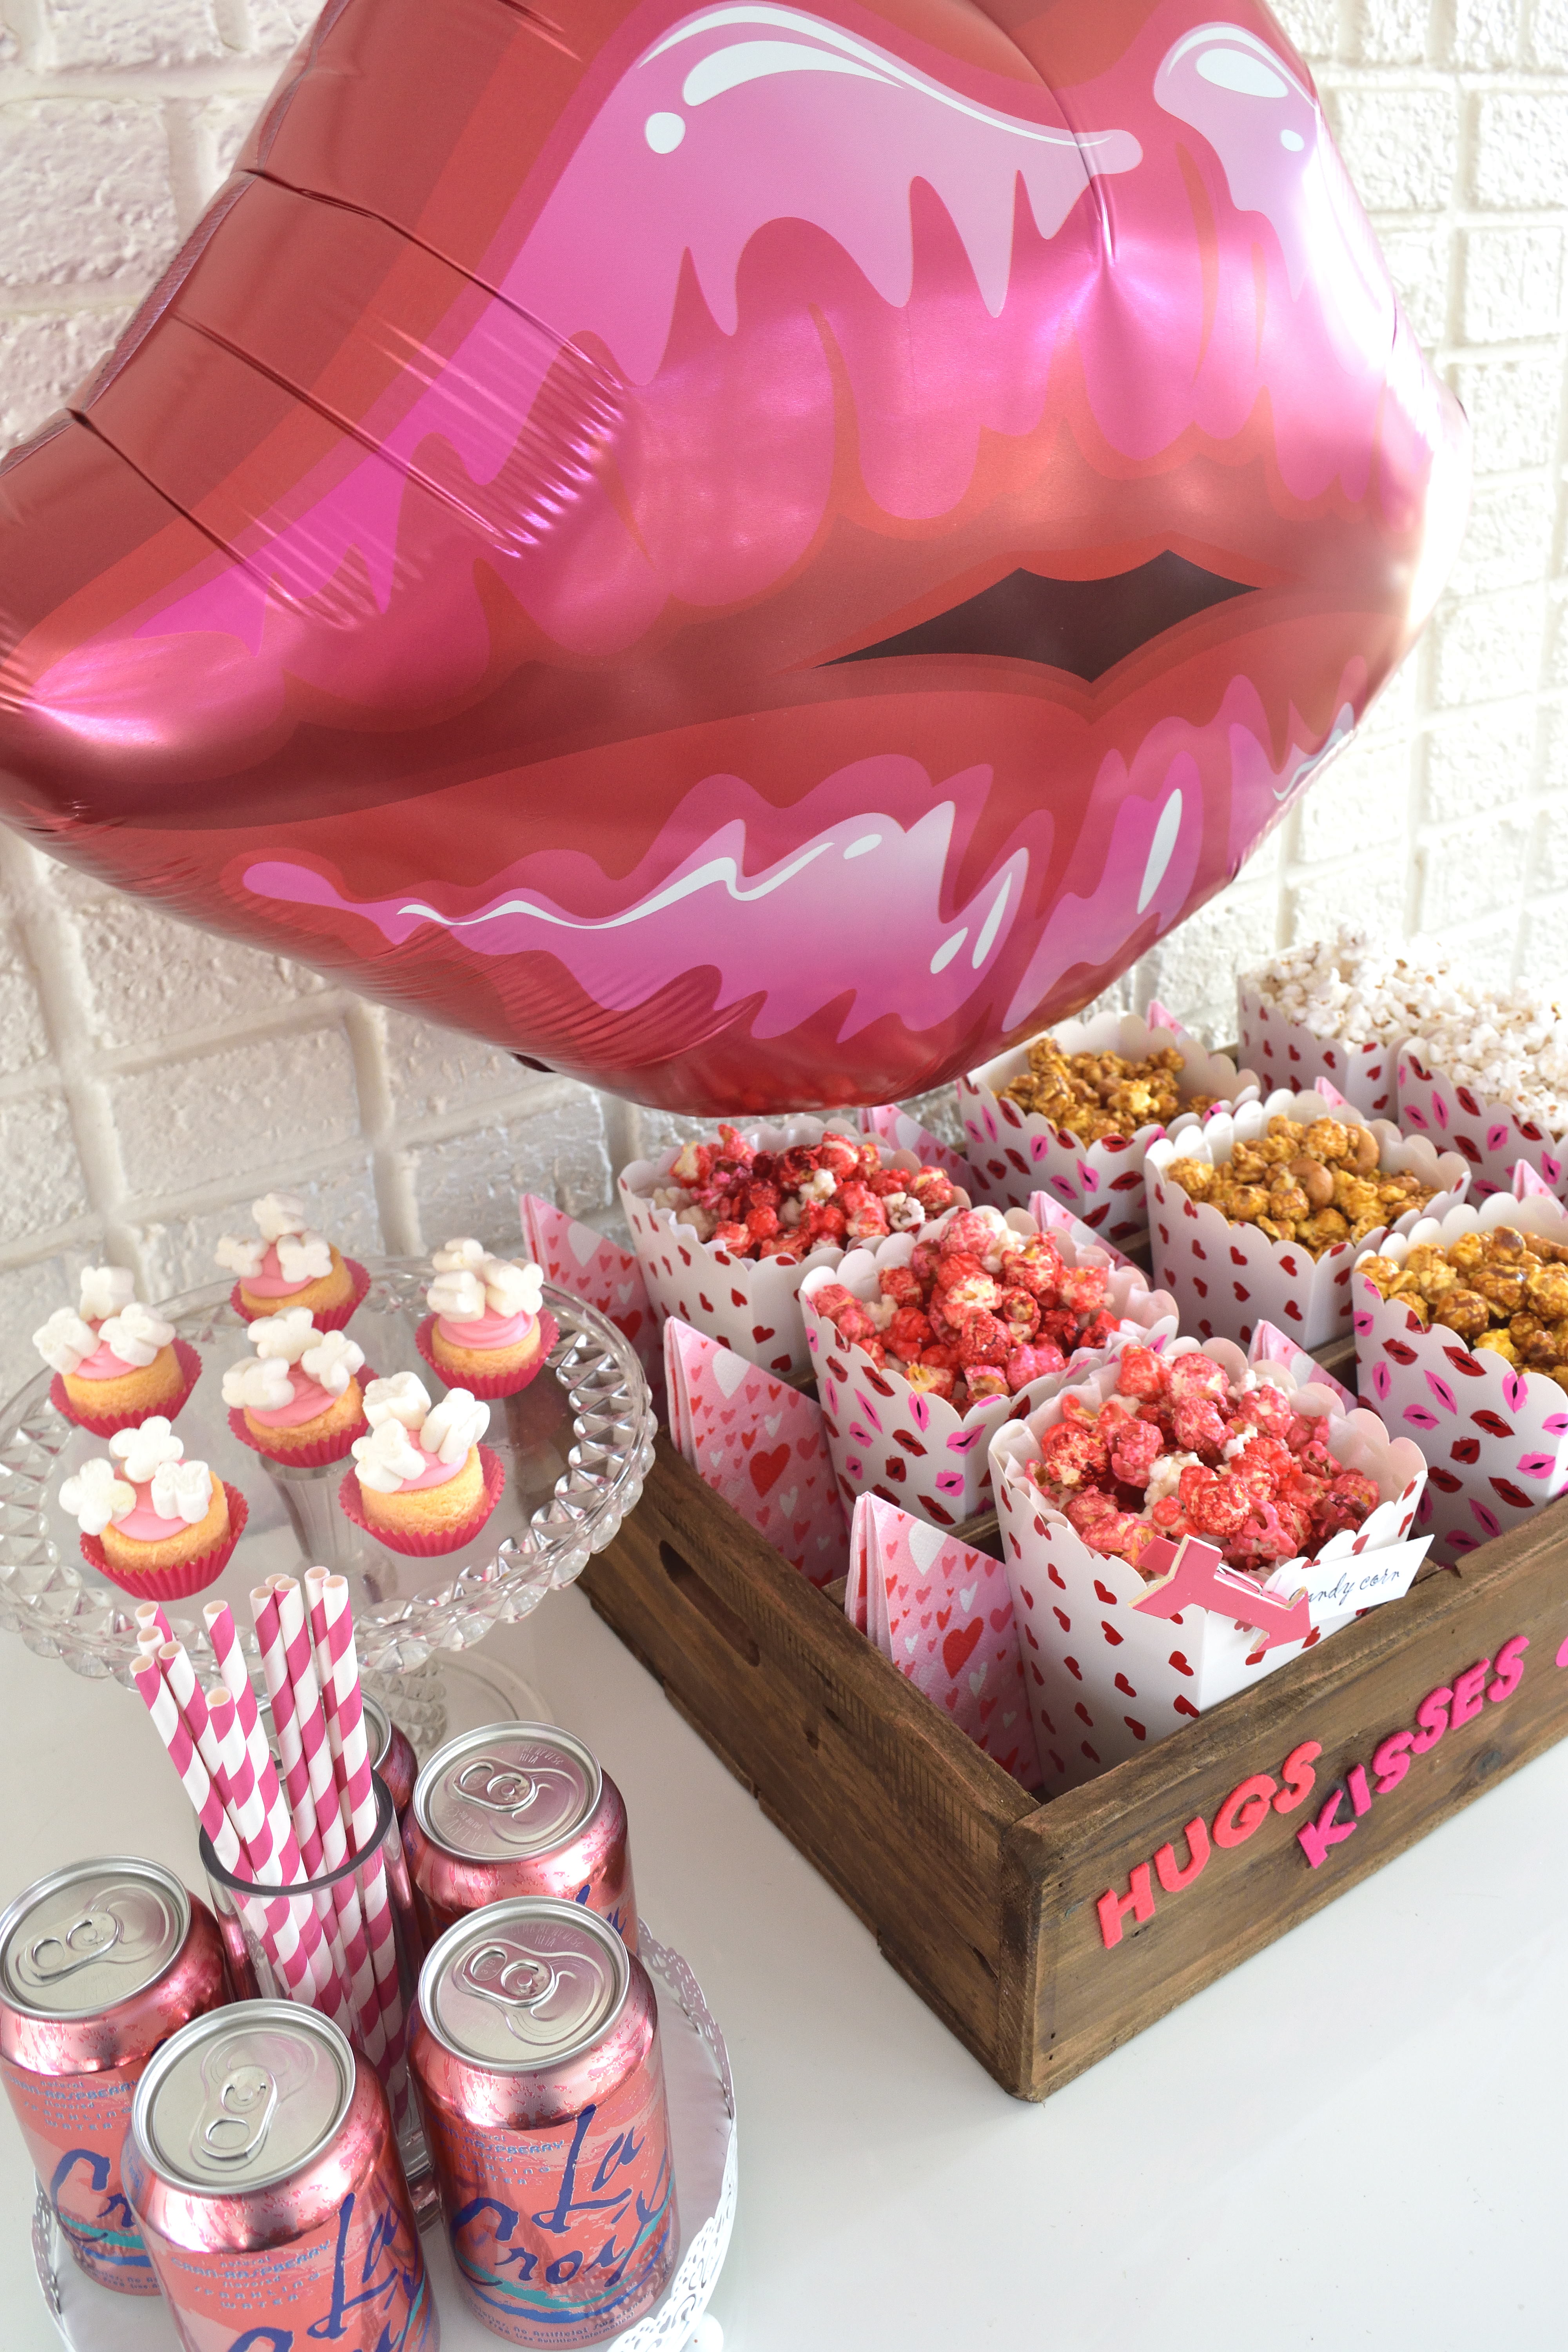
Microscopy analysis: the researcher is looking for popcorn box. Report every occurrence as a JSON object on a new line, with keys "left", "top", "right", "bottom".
{"left": 620, "top": 1116, "right": 967, "bottom": 1379}
{"left": 1352, "top": 1194, "right": 1568, "bottom": 1567}
{"left": 1237, "top": 986, "right": 1405, "bottom": 1119}
{"left": 856, "top": 1103, "right": 973, "bottom": 1191}
{"left": 800, "top": 1207, "right": 1178, "bottom": 1530}
{"left": 1396, "top": 1045, "right": 1568, "bottom": 1205}
{"left": 991, "top": 1344, "right": 1430, "bottom": 1795}
{"left": 957, "top": 1011, "right": 1257, "bottom": 1234}
{"left": 1145, "top": 1090, "right": 1470, "bottom": 1353}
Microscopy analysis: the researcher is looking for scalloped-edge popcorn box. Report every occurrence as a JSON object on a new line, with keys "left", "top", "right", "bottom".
{"left": 800, "top": 1206, "right": 1178, "bottom": 1530}
{"left": 619, "top": 1116, "right": 969, "bottom": 1379}
{"left": 1351, "top": 1193, "right": 1568, "bottom": 1568}
{"left": 1237, "top": 986, "right": 1406, "bottom": 1119}
{"left": 856, "top": 1103, "right": 973, "bottom": 1191}
{"left": 1145, "top": 1089, "right": 1470, "bottom": 1354}
{"left": 1395, "top": 1045, "right": 1568, "bottom": 1204}
{"left": 664, "top": 1316, "right": 847, "bottom": 1584}
{"left": 956, "top": 1010, "right": 1259, "bottom": 1234}
{"left": 990, "top": 1341, "right": 1430, "bottom": 1793}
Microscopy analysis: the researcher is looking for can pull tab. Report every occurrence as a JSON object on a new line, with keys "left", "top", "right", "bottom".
{"left": 453, "top": 1758, "right": 577, "bottom": 1839}
{"left": 194, "top": 2062, "right": 277, "bottom": 2166}
{"left": 25, "top": 1894, "right": 133, "bottom": 1984}
{"left": 457, "top": 1938, "right": 563, "bottom": 2036}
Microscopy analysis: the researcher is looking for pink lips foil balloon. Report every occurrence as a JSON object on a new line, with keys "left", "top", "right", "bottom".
{"left": 0, "top": 0, "right": 1467, "bottom": 1113}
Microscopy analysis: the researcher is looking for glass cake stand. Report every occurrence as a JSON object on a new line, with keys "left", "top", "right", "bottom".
{"left": 0, "top": 1261, "right": 654, "bottom": 1753}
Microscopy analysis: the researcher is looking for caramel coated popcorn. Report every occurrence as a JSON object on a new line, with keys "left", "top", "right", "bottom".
{"left": 1359, "top": 1225, "right": 1568, "bottom": 1390}
{"left": 1002, "top": 1040, "right": 1215, "bottom": 1145}
{"left": 1164, "top": 1115, "right": 1438, "bottom": 1257}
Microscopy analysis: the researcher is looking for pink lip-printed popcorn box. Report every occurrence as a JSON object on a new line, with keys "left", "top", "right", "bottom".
{"left": 1145, "top": 1091, "right": 1469, "bottom": 1353}
{"left": 619, "top": 1116, "right": 969, "bottom": 1379}
{"left": 1396, "top": 1045, "right": 1568, "bottom": 1205}
{"left": 800, "top": 1203, "right": 1178, "bottom": 1530}
{"left": 1352, "top": 1192, "right": 1568, "bottom": 1567}
{"left": 990, "top": 1340, "right": 1430, "bottom": 1794}
{"left": 1237, "top": 987, "right": 1406, "bottom": 1119}
{"left": 956, "top": 1009, "right": 1257, "bottom": 1234}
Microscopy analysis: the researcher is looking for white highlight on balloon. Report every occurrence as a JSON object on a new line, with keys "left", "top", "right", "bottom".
{"left": 644, "top": 110, "right": 686, "bottom": 151}
{"left": 930, "top": 931, "right": 967, "bottom": 974}
{"left": 1137, "top": 790, "right": 1183, "bottom": 915}
{"left": 1280, "top": 126, "right": 1304, "bottom": 149}
{"left": 971, "top": 872, "right": 1012, "bottom": 967}
{"left": 843, "top": 834, "right": 882, "bottom": 859}
{"left": 1195, "top": 44, "right": 1288, "bottom": 97}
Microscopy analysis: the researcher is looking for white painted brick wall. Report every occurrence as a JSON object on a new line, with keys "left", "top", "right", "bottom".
{"left": 0, "top": 0, "right": 1563, "bottom": 1399}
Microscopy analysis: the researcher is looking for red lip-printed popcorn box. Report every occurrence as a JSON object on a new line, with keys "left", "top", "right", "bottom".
{"left": 991, "top": 1337, "right": 1430, "bottom": 1794}
{"left": 1352, "top": 1193, "right": 1568, "bottom": 1566}
{"left": 800, "top": 1203, "right": 1178, "bottom": 1530}
{"left": 957, "top": 1010, "right": 1257, "bottom": 1234}
{"left": 1146, "top": 1091, "right": 1469, "bottom": 1354}
{"left": 619, "top": 1116, "right": 970, "bottom": 1379}
{"left": 1237, "top": 987, "right": 1405, "bottom": 1119}
{"left": 1396, "top": 1046, "right": 1568, "bottom": 1205}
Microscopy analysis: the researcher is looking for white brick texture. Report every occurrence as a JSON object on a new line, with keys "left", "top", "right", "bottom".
{"left": 0, "top": 0, "right": 1563, "bottom": 1392}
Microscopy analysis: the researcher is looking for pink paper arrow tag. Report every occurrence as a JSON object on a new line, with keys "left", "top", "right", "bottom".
{"left": 1144, "top": 998, "right": 1181, "bottom": 1032}
{"left": 1514, "top": 1157, "right": 1555, "bottom": 1201}
{"left": 1130, "top": 1533, "right": 1311, "bottom": 1651}
{"left": 1250, "top": 1318, "right": 1356, "bottom": 1410}
{"left": 1314, "top": 1075, "right": 1349, "bottom": 1109}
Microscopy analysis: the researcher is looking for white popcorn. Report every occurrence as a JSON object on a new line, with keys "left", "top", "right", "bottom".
{"left": 78, "top": 1266, "right": 135, "bottom": 1323}
{"left": 428, "top": 1267, "right": 487, "bottom": 1323}
{"left": 110, "top": 1416, "right": 185, "bottom": 1485}
{"left": 97, "top": 1303, "right": 174, "bottom": 1370}
{"left": 221, "top": 1356, "right": 296, "bottom": 1413}
{"left": 253, "top": 1192, "right": 310, "bottom": 1242}
{"left": 301, "top": 1328, "right": 363, "bottom": 1397}
{"left": 215, "top": 1234, "right": 268, "bottom": 1279}
{"left": 432, "top": 1237, "right": 486, "bottom": 1274}
{"left": 423, "top": 1388, "right": 489, "bottom": 1465}
{"left": 150, "top": 1458, "right": 214, "bottom": 1526}
{"left": 252, "top": 1305, "right": 318, "bottom": 1365}
{"left": 363, "top": 1372, "right": 430, "bottom": 1430}
{"left": 33, "top": 1308, "right": 97, "bottom": 1376}
{"left": 351, "top": 1416, "right": 428, "bottom": 1493}
{"left": 275, "top": 1230, "right": 333, "bottom": 1283}
{"left": 59, "top": 1456, "right": 136, "bottom": 1535}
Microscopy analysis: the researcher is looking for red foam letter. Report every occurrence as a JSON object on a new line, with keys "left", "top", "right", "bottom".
{"left": 1154, "top": 1817, "right": 1211, "bottom": 1893}
{"left": 1489, "top": 1634, "right": 1529, "bottom": 1703}
{"left": 1372, "top": 1730, "right": 1414, "bottom": 1795}
{"left": 1274, "top": 1740, "right": 1321, "bottom": 1813}
{"left": 1213, "top": 1772, "right": 1278, "bottom": 1849}
{"left": 1097, "top": 1862, "right": 1156, "bottom": 1949}
{"left": 1450, "top": 1657, "right": 1491, "bottom": 1730}
{"left": 1410, "top": 1683, "right": 1454, "bottom": 1754}
{"left": 1347, "top": 1763, "right": 1372, "bottom": 1816}
{"left": 1297, "top": 1787, "right": 1358, "bottom": 1869}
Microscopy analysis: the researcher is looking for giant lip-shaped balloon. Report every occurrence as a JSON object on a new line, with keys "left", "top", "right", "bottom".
{"left": 0, "top": 0, "right": 1467, "bottom": 1112}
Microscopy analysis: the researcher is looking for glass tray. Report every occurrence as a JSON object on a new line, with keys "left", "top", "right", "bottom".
{"left": 0, "top": 1261, "right": 655, "bottom": 1687}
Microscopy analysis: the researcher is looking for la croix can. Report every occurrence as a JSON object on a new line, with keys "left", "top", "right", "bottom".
{"left": 0, "top": 1856, "right": 227, "bottom": 2294}
{"left": 412, "top": 1898, "right": 677, "bottom": 2345}
{"left": 365, "top": 1692, "right": 418, "bottom": 1826}
{"left": 406, "top": 1724, "right": 637, "bottom": 1952}
{"left": 124, "top": 2000, "right": 436, "bottom": 2351}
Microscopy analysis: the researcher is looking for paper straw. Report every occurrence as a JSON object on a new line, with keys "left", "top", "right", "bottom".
{"left": 312, "top": 1575, "right": 402, "bottom": 2054}
{"left": 133, "top": 1660, "right": 281, "bottom": 1971}
{"left": 274, "top": 1576, "right": 343, "bottom": 1855}
{"left": 158, "top": 1642, "right": 240, "bottom": 1825}
{"left": 305, "top": 1565, "right": 350, "bottom": 1831}
{"left": 135, "top": 1601, "right": 172, "bottom": 1647}
{"left": 206, "top": 1685, "right": 320, "bottom": 2006}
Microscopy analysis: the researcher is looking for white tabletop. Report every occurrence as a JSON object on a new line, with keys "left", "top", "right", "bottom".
{"left": 3, "top": 1584, "right": 1564, "bottom": 2349}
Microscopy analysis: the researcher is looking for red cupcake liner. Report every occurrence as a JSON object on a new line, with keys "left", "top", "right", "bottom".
{"left": 336, "top": 1444, "right": 506, "bottom": 1558}
{"left": 226, "top": 1366, "right": 377, "bottom": 1468}
{"left": 50, "top": 1338, "right": 203, "bottom": 1440}
{"left": 413, "top": 1311, "right": 558, "bottom": 1400}
{"left": 230, "top": 1258, "right": 370, "bottom": 1332}
{"left": 82, "top": 1482, "right": 249, "bottom": 1602}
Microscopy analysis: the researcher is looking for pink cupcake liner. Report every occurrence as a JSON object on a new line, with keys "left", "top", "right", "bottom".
{"left": 413, "top": 1312, "right": 558, "bottom": 1400}
{"left": 82, "top": 1483, "right": 249, "bottom": 1602}
{"left": 230, "top": 1258, "right": 370, "bottom": 1331}
{"left": 50, "top": 1338, "right": 203, "bottom": 1439}
{"left": 226, "top": 1366, "right": 378, "bottom": 1468}
{"left": 335, "top": 1444, "right": 506, "bottom": 1558}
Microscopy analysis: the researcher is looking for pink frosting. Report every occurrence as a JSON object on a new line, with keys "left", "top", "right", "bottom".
{"left": 374, "top": 1443, "right": 465, "bottom": 1496}
{"left": 114, "top": 1479, "right": 209, "bottom": 1543}
{"left": 244, "top": 1241, "right": 324, "bottom": 1299}
{"left": 435, "top": 1307, "right": 533, "bottom": 1350}
{"left": 249, "top": 1373, "right": 343, "bottom": 1430}
{"left": 69, "top": 1325, "right": 139, "bottom": 1383}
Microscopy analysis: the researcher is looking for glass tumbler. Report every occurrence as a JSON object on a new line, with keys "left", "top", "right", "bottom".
{"left": 199, "top": 1772, "right": 431, "bottom": 2200}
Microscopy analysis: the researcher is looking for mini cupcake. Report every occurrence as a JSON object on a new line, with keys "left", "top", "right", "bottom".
{"left": 221, "top": 1308, "right": 370, "bottom": 1465}
{"left": 215, "top": 1192, "right": 365, "bottom": 1327}
{"left": 340, "top": 1374, "right": 501, "bottom": 1555}
{"left": 60, "top": 1418, "right": 244, "bottom": 1600}
{"left": 416, "top": 1239, "right": 554, "bottom": 1398}
{"left": 34, "top": 1267, "right": 198, "bottom": 1436}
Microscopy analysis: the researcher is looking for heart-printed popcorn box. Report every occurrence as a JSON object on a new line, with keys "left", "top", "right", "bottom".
{"left": 991, "top": 1342, "right": 1429, "bottom": 1794}
{"left": 1396, "top": 1046, "right": 1568, "bottom": 1205}
{"left": 621, "top": 1116, "right": 968, "bottom": 1379}
{"left": 801, "top": 1205, "right": 1178, "bottom": 1530}
{"left": 519, "top": 1193, "right": 662, "bottom": 1411}
{"left": 663, "top": 1317, "right": 847, "bottom": 1585}
{"left": 1351, "top": 1193, "right": 1568, "bottom": 1567}
{"left": 1238, "top": 985, "right": 1406, "bottom": 1119}
{"left": 1146, "top": 1089, "right": 1470, "bottom": 1353}
{"left": 957, "top": 1010, "right": 1258, "bottom": 1232}
{"left": 850, "top": 1493, "right": 1042, "bottom": 1789}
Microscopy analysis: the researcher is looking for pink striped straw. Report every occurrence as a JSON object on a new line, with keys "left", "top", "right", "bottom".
{"left": 314, "top": 1574, "right": 402, "bottom": 2053}
{"left": 133, "top": 1662, "right": 283, "bottom": 1975}
{"left": 273, "top": 1576, "right": 343, "bottom": 1851}
{"left": 152, "top": 1645, "right": 302, "bottom": 1973}
{"left": 135, "top": 1601, "right": 172, "bottom": 1647}
{"left": 306, "top": 1565, "right": 350, "bottom": 1829}
{"left": 206, "top": 1685, "right": 322, "bottom": 2008}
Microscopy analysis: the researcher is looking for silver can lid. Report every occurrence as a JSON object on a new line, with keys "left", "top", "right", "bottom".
{"left": 131, "top": 2002, "right": 354, "bottom": 2195}
{"left": 0, "top": 1858, "right": 189, "bottom": 2020}
{"left": 414, "top": 1723, "right": 601, "bottom": 1862}
{"left": 420, "top": 1897, "right": 629, "bottom": 2071}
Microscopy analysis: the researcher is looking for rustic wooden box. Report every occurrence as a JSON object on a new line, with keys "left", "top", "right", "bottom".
{"left": 583, "top": 1436, "right": 1568, "bottom": 2099}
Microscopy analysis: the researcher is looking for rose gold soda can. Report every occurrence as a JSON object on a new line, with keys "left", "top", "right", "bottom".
{"left": 365, "top": 1691, "right": 418, "bottom": 1826}
{"left": 412, "top": 1898, "right": 677, "bottom": 2345}
{"left": 124, "top": 2000, "right": 437, "bottom": 2350}
{"left": 406, "top": 1724, "right": 637, "bottom": 1952}
{"left": 0, "top": 1856, "right": 227, "bottom": 2294}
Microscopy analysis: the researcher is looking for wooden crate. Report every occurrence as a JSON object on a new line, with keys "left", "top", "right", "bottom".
{"left": 583, "top": 1436, "right": 1568, "bottom": 2099}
